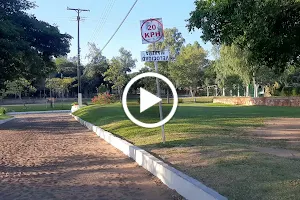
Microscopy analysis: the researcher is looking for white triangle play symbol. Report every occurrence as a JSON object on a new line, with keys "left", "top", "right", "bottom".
{"left": 140, "top": 87, "right": 162, "bottom": 113}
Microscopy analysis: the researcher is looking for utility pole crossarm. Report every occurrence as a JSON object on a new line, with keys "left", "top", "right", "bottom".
{"left": 67, "top": 7, "right": 90, "bottom": 12}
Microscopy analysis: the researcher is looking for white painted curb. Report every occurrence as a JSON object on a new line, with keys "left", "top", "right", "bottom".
{"left": 71, "top": 114, "right": 227, "bottom": 200}
{"left": 0, "top": 117, "right": 15, "bottom": 125}
{"left": 8, "top": 110, "right": 70, "bottom": 115}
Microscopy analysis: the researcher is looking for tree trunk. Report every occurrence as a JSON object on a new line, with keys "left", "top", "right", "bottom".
{"left": 207, "top": 86, "right": 209, "bottom": 97}
{"left": 44, "top": 87, "right": 46, "bottom": 98}
{"left": 167, "top": 89, "right": 170, "bottom": 104}
{"left": 19, "top": 93, "right": 22, "bottom": 100}
{"left": 222, "top": 88, "right": 225, "bottom": 96}
{"left": 190, "top": 87, "right": 196, "bottom": 103}
{"left": 118, "top": 86, "right": 122, "bottom": 101}
{"left": 215, "top": 87, "right": 218, "bottom": 96}
{"left": 238, "top": 85, "right": 240, "bottom": 97}
{"left": 230, "top": 89, "right": 233, "bottom": 96}
{"left": 246, "top": 85, "right": 249, "bottom": 97}
{"left": 252, "top": 75, "right": 257, "bottom": 98}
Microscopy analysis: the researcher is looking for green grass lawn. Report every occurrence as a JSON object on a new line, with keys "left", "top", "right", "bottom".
{"left": 3, "top": 102, "right": 72, "bottom": 112}
{"left": 0, "top": 114, "right": 11, "bottom": 120}
{"left": 74, "top": 103, "right": 300, "bottom": 200}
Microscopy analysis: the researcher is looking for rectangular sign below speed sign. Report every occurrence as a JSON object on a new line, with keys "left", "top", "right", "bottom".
{"left": 141, "top": 51, "right": 170, "bottom": 62}
{"left": 140, "top": 18, "right": 164, "bottom": 44}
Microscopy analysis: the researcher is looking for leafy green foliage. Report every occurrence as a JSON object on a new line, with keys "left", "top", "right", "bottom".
{"left": 98, "top": 84, "right": 107, "bottom": 94}
{"left": 214, "top": 45, "right": 252, "bottom": 87}
{"left": 145, "top": 28, "right": 185, "bottom": 90}
{"left": 55, "top": 57, "right": 77, "bottom": 77}
{"left": 0, "top": 0, "right": 72, "bottom": 88}
{"left": 188, "top": 0, "right": 300, "bottom": 71}
{"left": 4, "top": 78, "right": 36, "bottom": 99}
{"left": 82, "top": 43, "right": 109, "bottom": 96}
{"left": 104, "top": 47, "right": 136, "bottom": 98}
{"left": 45, "top": 77, "right": 75, "bottom": 97}
{"left": 0, "top": 107, "right": 7, "bottom": 115}
{"left": 170, "top": 42, "right": 208, "bottom": 96}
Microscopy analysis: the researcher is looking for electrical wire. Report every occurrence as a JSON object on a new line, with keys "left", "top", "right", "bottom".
{"left": 89, "top": 1, "right": 112, "bottom": 42}
{"left": 89, "top": 0, "right": 113, "bottom": 42}
{"left": 89, "top": 0, "right": 116, "bottom": 44}
{"left": 101, "top": 0, "right": 139, "bottom": 52}
{"left": 93, "top": 0, "right": 116, "bottom": 41}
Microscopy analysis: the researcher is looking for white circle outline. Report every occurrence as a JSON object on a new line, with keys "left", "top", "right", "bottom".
{"left": 122, "top": 72, "right": 178, "bottom": 128}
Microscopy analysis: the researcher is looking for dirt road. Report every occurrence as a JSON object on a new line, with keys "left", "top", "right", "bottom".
{"left": 0, "top": 113, "right": 179, "bottom": 200}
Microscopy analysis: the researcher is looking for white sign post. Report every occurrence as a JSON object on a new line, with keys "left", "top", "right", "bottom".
{"left": 140, "top": 50, "right": 169, "bottom": 62}
{"left": 140, "top": 18, "right": 166, "bottom": 143}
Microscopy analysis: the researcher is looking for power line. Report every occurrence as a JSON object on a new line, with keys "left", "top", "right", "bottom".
{"left": 89, "top": 0, "right": 116, "bottom": 43}
{"left": 93, "top": 0, "right": 116, "bottom": 42}
{"left": 101, "top": 0, "right": 139, "bottom": 52}
{"left": 89, "top": 0, "right": 112, "bottom": 42}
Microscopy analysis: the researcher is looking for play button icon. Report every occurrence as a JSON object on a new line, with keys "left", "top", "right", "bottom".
{"left": 122, "top": 72, "right": 178, "bottom": 128}
{"left": 140, "top": 88, "right": 162, "bottom": 113}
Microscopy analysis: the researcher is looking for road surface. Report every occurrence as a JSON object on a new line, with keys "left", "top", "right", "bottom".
{"left": 0, "top": 113, "right": 180, "bottom": 200}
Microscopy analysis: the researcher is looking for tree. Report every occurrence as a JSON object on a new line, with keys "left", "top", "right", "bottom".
{"left": 4, "top": 78, "right": 36, "bottom": 99}
{"left": 170, "top": 42, "right": 208, "bottom": 101}
{"left": 146, "top": 28, "right": 185, "bottom": 102}
{"left": 0, "top": 0, "right": 72, "bottom": 88}
{"left": 188, "top": 0, "right": 300, "bottom": 71}
{"left": 104, "top": 48, "right": 136, "bottom": 99}
{"left": 82, "top": 43, "right": 109, "bottom": 97}
{"left": 214, "top": 45, "right": 252, "bottom": 96}
{"left": 203, "top": 61, "right": 216, "bottom": 96}
{"left": 214, "top": 44, "right": 280, "bottom": 97}
{"left": 85, "top": 43, "right": 109, "bottom": 78}
{"left": 55, "top": 57, "right": 77, "bottom": 78}
{"left": 45, "top": 78, "right": 75, "bottom": 98}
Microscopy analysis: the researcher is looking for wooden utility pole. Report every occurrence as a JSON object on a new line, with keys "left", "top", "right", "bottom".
{"left": 67, "top": 7, "right": 90, "bottom": 106}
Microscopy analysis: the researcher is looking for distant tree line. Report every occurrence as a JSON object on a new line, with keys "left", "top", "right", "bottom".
{"left": 1, "top": 0, "right": 300, "bottom": 101}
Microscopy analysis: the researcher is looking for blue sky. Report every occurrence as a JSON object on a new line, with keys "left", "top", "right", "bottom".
{"left": 29, "top": 0, "right": 212, "bottom": 71}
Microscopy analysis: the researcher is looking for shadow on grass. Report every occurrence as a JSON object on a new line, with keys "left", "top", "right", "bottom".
{"left": 138, "top": 139, "right": 300, "bottom": 200}
{"left": 73, "top": 103, "right": 300, "bottom": 199}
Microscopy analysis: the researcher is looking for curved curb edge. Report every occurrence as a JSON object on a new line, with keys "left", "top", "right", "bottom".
{"left": 71, "top": 114, "right": 227, "bottom": 200}
{"left": 0, "top": 117, "right": 15, "bottom": 125}
{"left": 8, "top": 110, "right": 70, "bottom": 115}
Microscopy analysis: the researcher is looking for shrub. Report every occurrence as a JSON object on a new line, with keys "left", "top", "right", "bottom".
{"left": 292, "top": 88, "right": 298, "bottom": 96}
{"left": 71, "top": 102, "right": 78, "bottom": 106}
{"left": 92, "top": 93, "right": 116, "bottom": 105}
{"left": 83, "top": 102, "right": 89, "bottom": 106}
{"left": 0, "top": 107, "right": 7, "bottom": 115}
{"left": 98, "top": 84, "right": 107, "bottom": 93}
{"left": 178, "top": 98, "right": 183, "bottom": 103}
{"left": 281, "top": 87, "right": 293, "bottom": 96}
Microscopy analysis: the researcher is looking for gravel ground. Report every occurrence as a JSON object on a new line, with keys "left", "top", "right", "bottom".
{"left": 0, "top": 113, "right": 180, "bottom": 200}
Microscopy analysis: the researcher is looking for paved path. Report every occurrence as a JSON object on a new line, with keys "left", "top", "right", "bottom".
{"left": 0, "top": 114, "right": 180, "bottom": 200}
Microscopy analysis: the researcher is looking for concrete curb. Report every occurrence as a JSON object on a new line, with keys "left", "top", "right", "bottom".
{"left": 0, "top": 117, "right": 15, "bottom": 125}
{"left": 71, "top": 114, "right": 227, "bottom": 200}
{"left": 8, "top": 110, "right": 70, "bottom": 115}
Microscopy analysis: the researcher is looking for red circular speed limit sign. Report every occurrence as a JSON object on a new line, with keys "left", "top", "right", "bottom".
{"left": 140, "top": 18, "right": 164, "bottom": 44}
